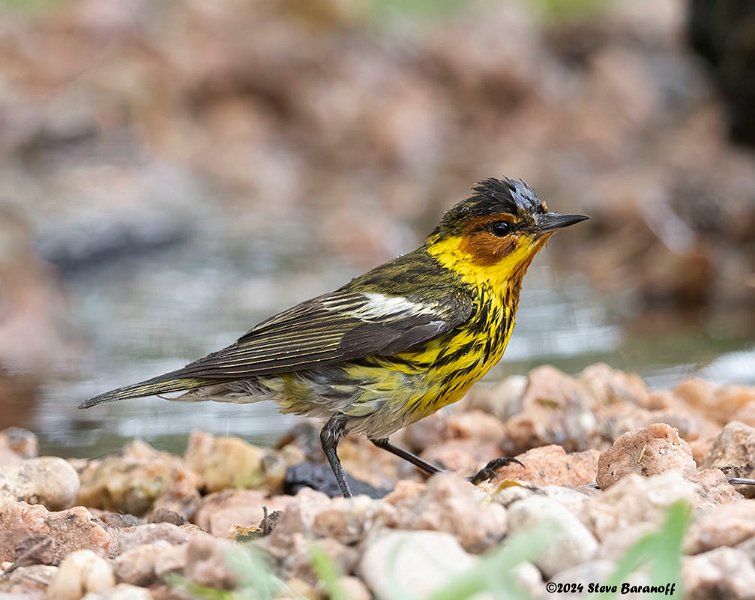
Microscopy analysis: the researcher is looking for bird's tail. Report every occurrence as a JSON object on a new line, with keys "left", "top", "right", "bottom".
{"left": 79, "top": 373, "right": 209, "bottom": 409}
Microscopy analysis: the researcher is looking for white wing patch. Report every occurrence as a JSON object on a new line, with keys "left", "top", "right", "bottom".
{"left": 323, "top": 293, "right": 438, "bottom": 322}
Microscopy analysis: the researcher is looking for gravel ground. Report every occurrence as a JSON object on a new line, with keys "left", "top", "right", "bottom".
{"left": 0, "top": 363, "right": 753, "bottom": 599}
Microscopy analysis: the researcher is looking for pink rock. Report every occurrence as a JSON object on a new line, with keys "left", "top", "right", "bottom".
{"left": 0, "top": 502, "right": 116, "bottom": 565}
{"left": 596, "top": 423, "right": 696, "bottom": 489}
{"left": 381, "top": 474, "right": 507, "bottom": 553}
{"left": 194, "top": 489, "right": 293, "bottom": 537}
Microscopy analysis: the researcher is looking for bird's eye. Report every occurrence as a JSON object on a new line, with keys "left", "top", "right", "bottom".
{"left": 489, "top": 221, "right": 512, "bottom": 237}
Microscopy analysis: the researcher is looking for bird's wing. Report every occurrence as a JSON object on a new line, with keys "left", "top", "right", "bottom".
{"left": 164, "top": 289, "right": 472, "bottom": 380}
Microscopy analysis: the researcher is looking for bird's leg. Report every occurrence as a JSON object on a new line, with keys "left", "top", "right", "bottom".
{"left": 370, "top": 437, "right": 442, "bottom": 475}
{"left": 320, "top": 415, "right": 352, "bottom": 498}
{"left": 372, "top": 437, "right": 523, "bottom": 485}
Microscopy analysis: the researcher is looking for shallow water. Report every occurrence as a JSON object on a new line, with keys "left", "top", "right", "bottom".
{"left": 36, "top": 230, "right": 755, "bottom": 458}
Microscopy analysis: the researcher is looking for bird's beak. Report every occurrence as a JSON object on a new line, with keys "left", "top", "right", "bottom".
{"left": 535, "top": 212, "right": 589, "bottom": 232}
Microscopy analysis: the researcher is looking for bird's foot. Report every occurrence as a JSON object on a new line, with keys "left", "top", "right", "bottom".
{"left": 468, "top": 457, "right": 524, "bottom": 485}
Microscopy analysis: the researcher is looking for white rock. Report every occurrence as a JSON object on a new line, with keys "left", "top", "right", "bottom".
{"left": 507, "top": 496, "right": 598, "bottom": 578}
{"left": 0, "top": 457, "right": 80, "bottom": 510}
{"left": 83, "top": 583, "right": 154, "bottom": 599}
{"left": 360, "top": 530, "right": 487, "bottom": 600}
{"left": 47, "top": 549, "right": 115, "bottom": 600}
{"left": 683, "top": 548, "right": 755, "bottom": 600}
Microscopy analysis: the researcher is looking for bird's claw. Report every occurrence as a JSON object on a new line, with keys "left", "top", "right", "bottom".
{"left": 468, "top": 457, "right": 524, "bottom": 485}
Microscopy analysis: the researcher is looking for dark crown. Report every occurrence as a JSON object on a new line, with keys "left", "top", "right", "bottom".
{"left": 435, "top": 178, "right": 546, "bottom": 235}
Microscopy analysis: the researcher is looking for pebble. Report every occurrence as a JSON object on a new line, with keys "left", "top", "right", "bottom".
{"left": 507, "top": 496, "right": 598, "bottom": 578}
{"left": 194, "top": 489, "right": 293, "bottom": 537}
{"left": 596, "top": 423, "right": 696, "bottom": 488}
{"left": 0, "top": 564, "right": 57, "bottom": 598}
{"left": 112, "top": 541, "right": 185, "bottom": 587}
{"left": 182, "top": 535, "right": 245, "bottom": 591}
{"left": 685, "top": 500, "right": 755, "bottom": 554}
{"left": 683, "top": 547, "right": 755, "bottom": 600}
{"left": 578, "top": 363, "right": 650, "bottom": 407}
{"left": 478, "top": 445, "right": 599, "bottom": 488}
{"left": 77, "top": 440, "right": 200, "bottom": 517}
{"left": 503, "top": 366, "right": 602, "bottom": 454}
{"left": 184, "top": 431, "right": 271, "bottom": 493}
{"left": 0, "top": 457, "right": 80, "bottom": 510}
{"left": 46, "top": 549, "right": 115, "bottom": 600}
{"left": 114, "top": 522, "right": 204, "bottom": 554}
{"left": 0, "top": 503, "right": 116, "bottom": 564}
{"left": 578, "top": 471, "right": 698, "bottom": 544}
{"left": 673, "top": 379, "right": 755, "bottom": 424}
{"left": 0, "top": 427, "right": 38, "bottom": 464}
{"left": 360, "top": 530, "right": 480, "bottom": 599}
{"left": 380, "top": 474, "right": 507, "bottom": 552}
{"left": 702, "top": 421, "right": 755, "bottom": 498}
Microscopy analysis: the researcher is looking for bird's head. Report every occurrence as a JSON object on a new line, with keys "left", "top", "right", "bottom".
{"left": 426, "top": 177, "right": 588, "bottom": 286}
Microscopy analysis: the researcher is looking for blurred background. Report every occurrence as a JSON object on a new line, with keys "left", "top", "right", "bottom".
{"left": 0, "top": 0, "right": 753, "bottom": 457}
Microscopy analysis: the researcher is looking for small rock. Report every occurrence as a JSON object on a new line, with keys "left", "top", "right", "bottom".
{"left": 115, "top": 522, "right": 205, "bottom": 554}
{"left": 493, "top": 484, "right": 595, "bottom": 512}
{"left": 194, "top": 489, "right": 293, "bottom": 537}
{"left": 702, "top": 421, "right": 755, "bottom": 499}
{"left": 93, "top": 583, "right": 154, "bottom": 599}
{"left": 360, "top": 531, "right": 477, "bottom": 599}
{"left": 478, "top": 445, "right": 599, "bottom": 488}
{"left": 687, "top": 468, "right": 742, "bottom": 505}
{"left": 685, "top": 501, "right": 755, "bottom": 554}
{"left": 503, "top": 366, "right": 602, "bottom": 454}
{"left": 579, "top": 363, "right": 649, "bottom": 407}
{"left": 579, "top": 471, "right": 699, "bottom": 544}
{"left": 683, "top": 547, "right": 755, "bottom": 600}
{"left": 380, "top": 474, "right": 507, "bottom": 552}
{"left": 182, "top": 535, "right": 244, "bottom": 591}
{"left": 77, "top": 440, "right": 200, "bottom": 517}
{"left": 0, "top": 503, "right": 116, "bottom": 564}
{"left": 266, "top": 488, "right": 331, "bottom": 553}
{"left": 0, "top": 427, "right": 38, "bottom": 464}
{"left": 507, "top": 496, "right": 598, "bottom": 578}
{"left": 332, "top": 576, "right": 371, "bottom": 600}
{"left": 673, "top": 379, "right": 755, "bottom": 424}
{"left": 46, "top": 549, "right": 115, "bottom": 600}
{"left": 464, "top": 375, "right": 528, "bottom": 422}
{"left": 419, "top": 439, "right": 504, "bottom": 475}
{"left": 596, "top": 423, "right": 696, "bottom": 488}
{"left": 0, "top": 564, "right": 57, "bottom": 599}
{"left": 112, "top": 541, "right": 186, "bottom": 587}
{"left": 510, "top": 561, "right": 545, "bottom": 598}
{"left": 265, "top": 489, "right": 362, "bottom": 580}
{"left": 445, "top": 410, "right": 507, "bottom": 441}
{"left": 185, "top": 431, "right": 271, "bottom": 492}
{"left": 736, "top": 535, "right": 755, "bottom": 564}
{"left": 0, "top": 457, "right": 80, "bottom": 510}
{"left": 311, "top": 496, "right": 382, "bottom": 546}
{"left": 283, "top": 462, "right": 388, "bottom": 498}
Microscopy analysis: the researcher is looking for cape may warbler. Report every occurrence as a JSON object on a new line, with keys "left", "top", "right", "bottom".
{"left": 82, "top": 177, "right": 588, "bottom": 497}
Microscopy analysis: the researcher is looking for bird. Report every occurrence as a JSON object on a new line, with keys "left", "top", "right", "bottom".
{"left": 81, "top": 177, "right": 588, "bottom": 497}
